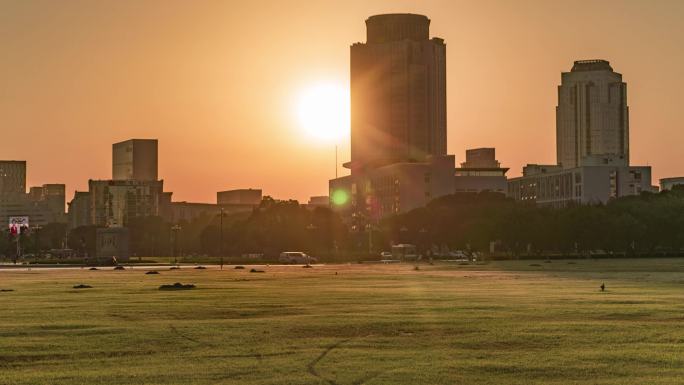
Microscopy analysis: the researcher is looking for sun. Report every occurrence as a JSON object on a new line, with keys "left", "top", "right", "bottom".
{"left": 296, "top": 82, "right": 350, "bottom": 142}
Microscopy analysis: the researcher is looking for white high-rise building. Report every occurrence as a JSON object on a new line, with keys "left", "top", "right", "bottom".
{"left": 556, "top": 60, "right": 629, "bottom": 169}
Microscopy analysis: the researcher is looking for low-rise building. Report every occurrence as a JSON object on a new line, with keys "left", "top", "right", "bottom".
{"left": 660, "top": 177, "right": 684, "bottom": 191}
{"left": 162, "top": 201, "right": 254, "bottom": 223}
{"left": 330, "top": 155, "right": 456, "bottom": 220}
{"left": 217, "top": 189, "right": 262, "bottom": 205}
{"left": 454, "top": 148, "right": 508, "bottom": 194}
{"left": 507, "top": 164, "right": 652, "bottom": 207}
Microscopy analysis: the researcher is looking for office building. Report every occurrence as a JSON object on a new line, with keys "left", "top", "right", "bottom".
{"left": 0, "top": 161, "right": 26, "bottom": 199}
{"left": 307, "top": 196, "right": 330, "bottom": 208}
{"left": 0, "top": 161, "right": 66, "bottom": 226}
{"left": 28, "top": 184, "right": 65, "bottom": 215}
{"left": 112, "top": 139, "right": 158, "bottom": 181}
{"left": 349, "top": 13, "right": 446, "bottom": 173}
{"left": 217, "top": 189, "right": 262, "bottom": 205}
{"left": 454, "top": 148, "right": 508, "bottom": 193}
{"left": 67, "top": 191, "right": 91, "bottom": 228}
{"left": 556, "top": 60, "right": 629, "bottom": 168}
{"left": 89, "top": 179, "right": 164, "bottom": 227}
{"left": 660, "top": 177, "right": 684, "bottom": 191}
{"left": 508, "top": 60, "right": 651, "bottom": 206}
{"left": 508, "top": 162, "right": 652, "bottom": 207}
{"left": 331, "top": 155, "right": 456, "bottom": 219}
{"left": 330, "top": 14, "right": 457, "bottom": 220}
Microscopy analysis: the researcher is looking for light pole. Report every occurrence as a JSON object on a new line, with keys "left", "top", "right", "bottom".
{"left": 365, "top": 223, "right": 373, "bottom": 255}
{"left": 219, "top": 207, "right": 224, "bottom": 270}
{"left": 33, "top": 225, "right": 43, "bottom": 257}
{"left": 400, "top": 226, "right": 409, "bottom": 244}
{"left": 171, "top": 224, "right": 181, "bottom": 266}
{"left": 306, "top": 223, "right": 317, "bottom": 263}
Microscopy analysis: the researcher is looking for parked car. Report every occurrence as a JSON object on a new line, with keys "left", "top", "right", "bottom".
{"left": 278, "top": 252, "right": 317, "bottom": 264}
{"left": 448, "top": 250, "right": 469, "bottom": 260}
{"left": 380, "top": 251, "right": 392, "bottom": 259}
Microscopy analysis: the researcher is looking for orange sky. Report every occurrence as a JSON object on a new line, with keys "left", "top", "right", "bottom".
{"left": 2, "top": 0, "right": 683, "bottom": 203}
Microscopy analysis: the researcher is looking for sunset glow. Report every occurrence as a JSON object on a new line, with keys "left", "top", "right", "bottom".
{"left": 295, "top": 82, "right": 350, "bottom": 142}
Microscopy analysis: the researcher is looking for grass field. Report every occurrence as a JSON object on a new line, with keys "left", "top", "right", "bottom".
{"left": 1, "top": 258, "right": 683, "bottom": 385}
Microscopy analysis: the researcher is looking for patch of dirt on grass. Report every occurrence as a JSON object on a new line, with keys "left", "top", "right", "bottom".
{"left": 159, "top": 282, "right": 195, "bottom": 290}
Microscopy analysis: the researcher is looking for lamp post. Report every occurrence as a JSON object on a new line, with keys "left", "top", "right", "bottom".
{"left": 171, "top": 224, "right": 182, "bottom": 266}
{"left": 219, "top": 207, "right": 224, "bottom": 270}
{"left": 400, "top": 226, "right": 408, "bottom": 244}
{"left": 32, "top": 225, "right": 43, "bottom": 257}
{"left": 306, "top": 223, "right": 317, "bottom": 264}
{"left": 365, "top": 223, "right": 373, "bottom": 255}
{"left": 419, "top": 227, "right": 428, "bottom": 256}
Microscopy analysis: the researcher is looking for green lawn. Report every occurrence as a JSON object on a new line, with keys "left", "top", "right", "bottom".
{"left": 1, "top": 259, "right": 683, "bottom": 384}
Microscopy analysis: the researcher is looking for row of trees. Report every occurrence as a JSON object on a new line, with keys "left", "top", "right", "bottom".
{"left": 386, "top": 187, "right": 684, "bottom": 256}
{"left": 5, "top": 188, "right": 684, "bottom": 260}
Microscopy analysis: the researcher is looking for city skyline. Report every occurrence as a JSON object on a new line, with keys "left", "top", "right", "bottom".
{"left": 2, "top": 0, "right": 683, "bottom": 203}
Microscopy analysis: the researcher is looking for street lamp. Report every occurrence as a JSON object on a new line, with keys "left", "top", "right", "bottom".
{"left": 219, "top": 207, "right": 225, "bottom": 270}
{"left": 306, "top": 223, "right": 317, "bottom": 264}
{"left": 365, "top": 223, "right": 373, "bottom": 255}
{"left": 32, "top": 225, "right": 43, "bottom": 257}
{"left": 171, "top": 224, "right": 182, "bottom": 266}
{"left": 400, "top": 226, "right": 408, "bottom": 244}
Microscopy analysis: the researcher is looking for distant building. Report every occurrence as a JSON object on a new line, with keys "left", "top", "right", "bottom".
{"left": 348, "top": 13, "right": 446, "bottom": 173}
{"left": 28, "top": 184, "right": 65, "bottom": 215}
{"left": 0, "top": 162, "right": 66, "bottom": 226}
{"left": 508, "top": 60, "right": 651, "bottom": 207}
{"left": 331, "top": 155, "right": 456, "bottom": 219}
{"left": 89, "top": 179, "right": 164, "bottom": 227}
{"left": 330, "top": 14, "right": 455, "bottom": 220}
{"left": 0, "top": 199, "right": 67, "bottom": 226}
{"left": 68, "top": 191, "right": 91, "bottom": 228}
{"left": 508, "top": 164, "right": 652, "bottom": 207}
{"left": 0, "top": 160, "right": 26, "bottom": 199}
{"left": 96, "top": 227, "right": 130, "bottom": 261}
{"left": 217, "top": 189, "right": 262, "bottom": 205}
{"left": 454, "top": 148, "right": 508, "bottom": 193}
{"left": 307, "top": 196, "right": 330, "bottom": 208}
{"left": 556, "top": 60, "right": 629, "bottom": 169}
{"left": 660, "top": 177, "right": 684, "bottom": 191}
{"left": 112, "top": 139, "right": 158, "bottom": 181}
{"left": 162, "top": 201, "right": 254, "bottom": 223}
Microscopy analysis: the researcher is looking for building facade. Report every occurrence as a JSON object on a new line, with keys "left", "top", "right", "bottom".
{"left": 660, "top": 177, "right": 684, "bottom": 191}
{"left": 509, "top": 60, "right": 651, "bottom": 206}
{"left": 454, "top": 148, "right": 508, "bottom": 193}
{"left": 88, "top": 179, "right": 164, "bottom": 227}
{"left": 112, "top": 139, "right": 158, "bottom": 181}
{"left": 331, "top": 155, "right": 456, "bottom": 219}
{"left": 68, "top": 191, "right": 91, "bottom": 228}
{"left": 217, "top": 189, "right": 262, "bottom": 205}
{"left": 508, "top": 164, "right": 652, "bottom": 207}
{"left": 0, "top": 161, "right": 26, "bottom": 199}
{"left": 349, "top": 13, "right": 446, "bottom": 173}
{"left": 556, "top": 60, "right": 629, "bottom": 169}
{"left": 330, "top": 14, "right": 457, "bottom": 220}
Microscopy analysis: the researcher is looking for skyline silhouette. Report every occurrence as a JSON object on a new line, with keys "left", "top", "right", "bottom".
{"left": 2, "top": 0, "right": 683, "bottom": 203}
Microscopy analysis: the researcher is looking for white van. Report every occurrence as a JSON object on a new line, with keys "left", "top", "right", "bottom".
{"left": 278, "top": 252, "right": 316, "bottom": 264}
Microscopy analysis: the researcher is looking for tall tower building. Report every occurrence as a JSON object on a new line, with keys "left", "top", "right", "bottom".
{"left": 556, "top": 60, "right": 629, "bottom": 168}
{"left": 349, "top": 14, "right": 446, "bottom": 173}
{"left": 112, "top": 139, "right": 158, "bottom": 181}
{"left": 0, "top": 161, "right": 26, "bottom": 198}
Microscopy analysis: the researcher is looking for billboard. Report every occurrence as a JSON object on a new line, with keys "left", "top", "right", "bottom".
{"left": 9, "top": 216, "right": 29, "bottom": 236}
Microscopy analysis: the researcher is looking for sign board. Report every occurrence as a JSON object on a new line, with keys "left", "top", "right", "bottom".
{"left": 9, "top": 216, "right": 29, "bottom": 236}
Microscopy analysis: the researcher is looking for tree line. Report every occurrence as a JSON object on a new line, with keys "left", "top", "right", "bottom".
{"left": 4, "top": 187, "right": 684, "bottom": 260}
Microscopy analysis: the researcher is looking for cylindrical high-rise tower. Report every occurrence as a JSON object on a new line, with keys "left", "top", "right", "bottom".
{"left": 349, "top": 13, "right": 446, "bottom": 174}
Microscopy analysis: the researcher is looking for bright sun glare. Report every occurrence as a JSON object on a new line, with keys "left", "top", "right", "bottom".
{"left": 296, "top": 82, "right": 350, "bottom": 142}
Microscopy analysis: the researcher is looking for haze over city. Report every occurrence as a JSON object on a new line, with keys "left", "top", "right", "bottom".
{"left": 2, "top": 0, "right": 683, "bottom": 203}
